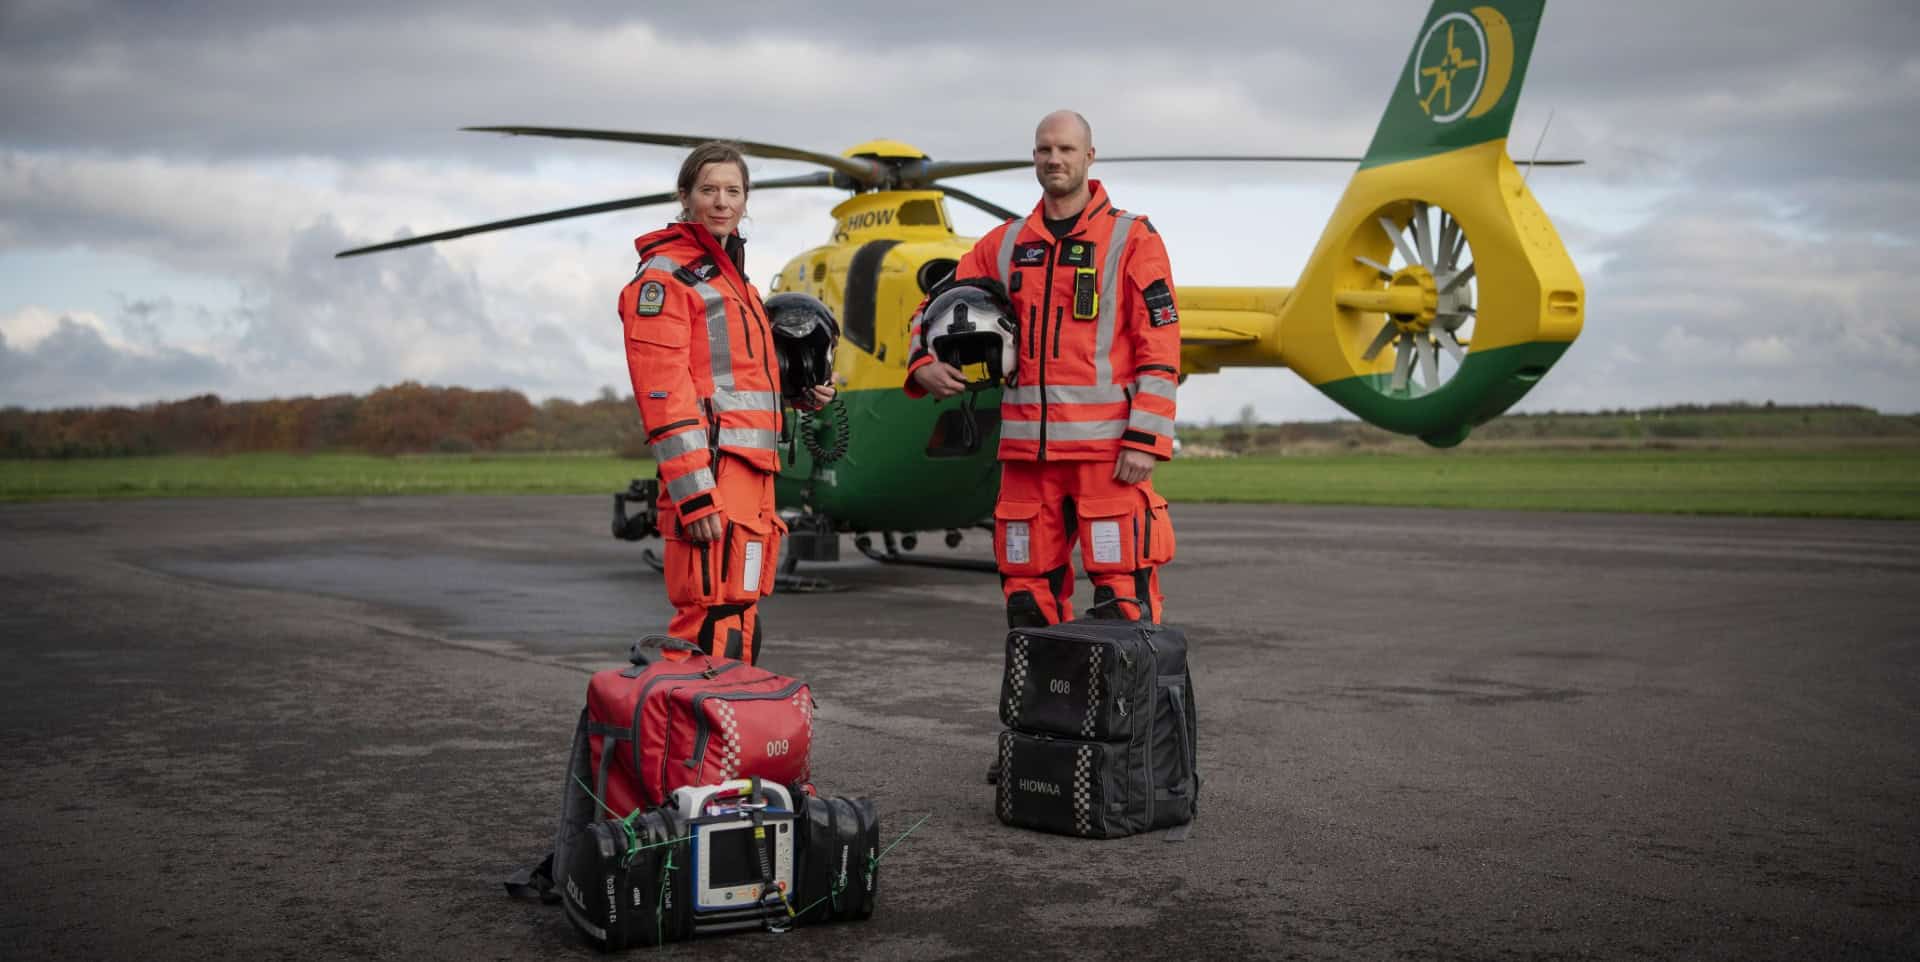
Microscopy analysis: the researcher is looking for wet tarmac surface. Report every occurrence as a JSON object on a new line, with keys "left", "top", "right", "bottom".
{"left": 2, "top": 496, "right": 1916, "bottom": 960}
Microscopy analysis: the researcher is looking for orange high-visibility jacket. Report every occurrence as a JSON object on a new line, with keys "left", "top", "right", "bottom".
{"left": 620, "top": 222, "right": 782, "bottom": 524}
{"left": 906, "top": 180, "right": 1180, "bottom": 461}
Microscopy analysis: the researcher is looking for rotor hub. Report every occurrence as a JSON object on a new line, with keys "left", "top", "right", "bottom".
{"left": 1388, "top": 266, "right": 1439, "bottom": 334}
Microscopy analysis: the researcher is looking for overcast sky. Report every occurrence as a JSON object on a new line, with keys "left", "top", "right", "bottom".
{"left": 3, "top": 0, "right": 1917, "bottom": 424}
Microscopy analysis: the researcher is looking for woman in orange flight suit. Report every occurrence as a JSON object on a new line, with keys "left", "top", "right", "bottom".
{"left": 618, "top": 142, "right": 833, "bottom": 664}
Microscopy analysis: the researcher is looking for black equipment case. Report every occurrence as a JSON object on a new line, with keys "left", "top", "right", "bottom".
{"left": 995, "top": 619, "right": 1198, "bottom": 838}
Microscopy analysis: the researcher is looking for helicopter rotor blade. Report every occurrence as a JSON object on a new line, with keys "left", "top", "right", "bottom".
{"left": 464, "top": 126, "right": 881, "bottom": 187}
{"left": 931, "top": 183, "right": 1021, "bottom": 222}
{"left": 913, "top": 154, "right": 1582, "bottom": 183}
{"left": 334, "top": 172, "right": 838, "bottom": 259}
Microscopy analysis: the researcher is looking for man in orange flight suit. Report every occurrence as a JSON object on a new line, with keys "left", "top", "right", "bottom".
{"left": 907, "top": 110, "right": 1180, "bottom": 627}
{"left": 621, "top": 142, "right": 831, "bottom": 664}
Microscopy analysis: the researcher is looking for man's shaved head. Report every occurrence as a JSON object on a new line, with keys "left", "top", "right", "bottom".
{"left": 1036, "top": 110, "right": 1093, "bottom": 148}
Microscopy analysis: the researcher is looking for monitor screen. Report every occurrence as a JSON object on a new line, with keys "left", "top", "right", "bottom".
{"left": 705, "top": 824, "right": 778, "bottom": 888}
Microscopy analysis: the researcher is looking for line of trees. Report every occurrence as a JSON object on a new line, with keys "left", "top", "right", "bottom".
{"left": 0, "top": 383, "right": 650, "bottom": 458}
{"left": 5, "top": 388, "right": 1912, "bottom": 460}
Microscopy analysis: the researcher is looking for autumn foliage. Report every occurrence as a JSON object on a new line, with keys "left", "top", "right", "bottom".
{"left": 0, "top": 383, "right": 650, "bottom": 458}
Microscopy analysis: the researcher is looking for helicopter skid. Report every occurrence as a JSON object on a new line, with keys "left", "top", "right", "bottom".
{"left": 855, "top": 536, "right": 999, "bottom": 573}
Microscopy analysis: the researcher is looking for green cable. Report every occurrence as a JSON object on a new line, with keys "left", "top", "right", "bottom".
{"left": 872, "top": 812, "right": 932, "bottom": 867}
{"left": 787, "top": 811, "right": 933, "bottom": 920}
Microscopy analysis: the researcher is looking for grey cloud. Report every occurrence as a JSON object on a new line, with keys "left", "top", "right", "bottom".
{"left": 0, "top": 317, "right": 232, "bottom": 408}
{"left": 1523, "top": 192, "right": 1920, "bottom": 413}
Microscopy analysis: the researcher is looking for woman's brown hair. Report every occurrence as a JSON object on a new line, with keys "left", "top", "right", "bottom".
{"left": 676, "top": 141, "right": 751, "bottom": 219}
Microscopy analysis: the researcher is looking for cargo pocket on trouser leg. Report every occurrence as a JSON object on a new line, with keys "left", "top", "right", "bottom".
{"left": 1079, "top": 495, "right": 1144, "bottom": 619}
{"left": 664, "top": 535, "right": 723, "bottom": 610}
{"left": 1134, "top": 487, "right": 1175, "bottom": 621}
{"left": 994, "top": 500, "right": 1047, "bottom": 577}
{"left": 721, "top": 513, "right": 785, "bottom": 604}
{"left": 1139, "top": 488, "right": 1175, "bottom": 566}
{"left": 1077, "top": 496, "right": 1142, "bottom": 576}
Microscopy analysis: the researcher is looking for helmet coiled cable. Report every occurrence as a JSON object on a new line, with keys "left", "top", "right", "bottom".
{"left": 801, "top": 398, "right": 849, "bottom": 465}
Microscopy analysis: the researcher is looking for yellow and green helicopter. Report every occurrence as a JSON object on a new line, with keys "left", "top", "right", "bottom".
{"left": 338, "top": 0, "right": 1583, "bottom": 574}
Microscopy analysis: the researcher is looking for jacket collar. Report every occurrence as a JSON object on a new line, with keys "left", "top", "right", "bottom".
{"left": 1014, "top": 179, "right": 1114, "bottom": 245}
{"left": 633, "top": 222, "right": 751, "bottom": 286}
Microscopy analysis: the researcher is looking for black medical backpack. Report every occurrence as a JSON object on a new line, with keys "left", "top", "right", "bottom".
{"left": 994, "top": 619, "right": 1199, "bottom": 839}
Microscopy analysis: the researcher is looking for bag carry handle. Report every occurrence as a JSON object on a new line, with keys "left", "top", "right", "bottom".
{"left": 628, "top": 634, "right": 703, "bottom": 667}
{"left": 1083, "top": 594, "right": 1148, "bottom": 621}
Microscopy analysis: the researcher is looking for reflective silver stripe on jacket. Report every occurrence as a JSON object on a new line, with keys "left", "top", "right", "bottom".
{"left": 1002, "top": 383, "right": 1129, "bottom": 406}
{"left": 640, "top": 255, "right": 776, "bottom": 454}
{"left": 717, "top": 426, "right": 780, "bottom": 450}
{"left": 666, "top": 466, "right": 716, "bottom": 502}
{"left": 1133, "top": 376, "right": 1177, "bottom": 401}
{"left": 1000, "top": 419, "right": 1128, "bottom": 442}
{"left": 642, "top": 254, "right": 733, "bottom": 391}
{"left": 1126, "top": 410, "right": 1176, "bottom": 438}
{"left": 649, "top": 428, "right": 709, "bottom": 463}
{"left": 1093, "top": 214, "right": 1138, "bottom": 387}
{"left": 710, "top": 389, "right": 779, "bottom": 413}
{"left": 995, "top": 222, "right": 1023, "bottom": 285}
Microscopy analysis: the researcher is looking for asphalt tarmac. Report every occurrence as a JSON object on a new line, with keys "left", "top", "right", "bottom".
{"left": 2, "top": 496, "right": 1916, "bottom": 960}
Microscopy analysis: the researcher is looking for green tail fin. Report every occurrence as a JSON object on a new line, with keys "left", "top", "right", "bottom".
{"left": 1361, "top": 0, "right": 1546, "bottom": 169}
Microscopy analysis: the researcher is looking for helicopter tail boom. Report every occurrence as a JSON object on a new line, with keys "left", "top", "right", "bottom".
{"left": 1250, "top": 0, "right": 1582, "bottom": 446}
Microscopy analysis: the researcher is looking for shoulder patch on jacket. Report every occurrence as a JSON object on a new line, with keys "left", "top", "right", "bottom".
{"left": 670, "top": 257, "right": 720, "bottom": 286}
{"left": 635, "top": 280, "right": 667, "bottom": 316}
{"left": 1143, "top": 278, "right": 1178, "bottom": 327}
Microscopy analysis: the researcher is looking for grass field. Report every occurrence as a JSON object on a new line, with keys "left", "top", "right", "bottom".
{"left": 1, "top": 449, "right": 1917, "bottom": 519}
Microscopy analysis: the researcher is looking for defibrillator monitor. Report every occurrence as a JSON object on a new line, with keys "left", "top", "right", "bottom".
{"left": 672, "top": 780, "right": 797, "bottom": 913}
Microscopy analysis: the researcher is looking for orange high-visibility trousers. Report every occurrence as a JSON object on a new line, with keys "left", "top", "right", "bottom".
{"left": 655, "top": 454, "right": 785, "bottom": 664}
{"left": 992, "top": 459, "right": 1175, "bottom": 626}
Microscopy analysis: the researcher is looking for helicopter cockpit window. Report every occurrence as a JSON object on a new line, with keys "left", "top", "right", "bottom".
{"left": 898, "top": 199, "right": 943, "bottom": 228}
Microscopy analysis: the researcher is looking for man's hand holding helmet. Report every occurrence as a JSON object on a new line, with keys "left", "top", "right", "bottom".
{"left": 910, "top": 360, "right": 969, "bottom": 400}
{"left": 913, "top": 277, "right": 1019, "bottom": 400}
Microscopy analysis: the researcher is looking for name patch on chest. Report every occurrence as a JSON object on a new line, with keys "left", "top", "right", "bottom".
{"left": 1012, "top": 243, "right": 1050, "bottom": 268}
{"left": 1059, "top": 241, "right": 1096, "bottom": 268}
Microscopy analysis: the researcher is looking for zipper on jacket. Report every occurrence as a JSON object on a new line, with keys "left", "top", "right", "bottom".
{"left": 1051, "top": 306, "right": 1064, "bottom": 360}
{"left": 684, "top": 680, "right": 808, "bottom": 767}
{"left": 1026, "top": 305, "right": 1037, "bottom": 359}
{"left": 1037, "top": 241, "right": 1058, "bottom": 459}
{"left": 627, "top": 662, "right": 744, "bottom": 793}
{"left": 731, "top": 275, "right": 778, "bottom": 389}
{"left": 698, "top": 543, "right": 712, "bottom": 597}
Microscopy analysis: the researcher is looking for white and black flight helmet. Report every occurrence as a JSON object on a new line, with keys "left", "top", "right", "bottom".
{"left": 922, "top": 277, "right": 1018, "bottom": 391}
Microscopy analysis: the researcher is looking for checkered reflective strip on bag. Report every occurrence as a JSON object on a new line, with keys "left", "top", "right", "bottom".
{"left": 793, "top": 688, "right": 815, "bottom": 782}
{"left": 1072, "top": 744, "right": 1095, "bottom": 836}
{"left": 1005, "top": 635, "right": 1030, "bottom": 725}
{"left": 998, "top": 732, "right": 1015, "bottom": 823}
{"left": 714, "top": 700, "right": 741, "bottom": 780}
{"left": 1081, "top": 646, "right": 1102, "bottom": 738}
